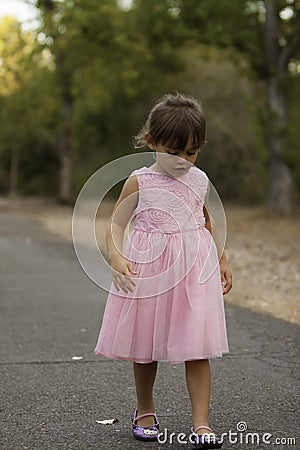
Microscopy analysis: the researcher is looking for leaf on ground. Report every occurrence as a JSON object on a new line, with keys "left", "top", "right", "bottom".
{"left": 96, "top": 419, "right": 118, "bottom": 425}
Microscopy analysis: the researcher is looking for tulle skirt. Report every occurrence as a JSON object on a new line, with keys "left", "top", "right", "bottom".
{"left": 95, "top": 227, "right": 229, "bottom": 363}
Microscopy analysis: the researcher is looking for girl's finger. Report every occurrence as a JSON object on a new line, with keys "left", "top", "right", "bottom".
{"left": 223, "top": 285, "right": 230, "bottom": 295}
{"left": 128, "top": 277, "right": 136, "bottom": 287}
{"left": 125, "top": 273, "right": 136, "bottom": 286}
{"left": 113, "top": 273, "right": 128, "bottom": 293}
{"left": 112, "top": 278, "right": 120, "bottom": 291}
{"left": 127, "top": 264, "right": 137, "bottom": 275}
{"left": 221, "top": 271, "right": 226, "bottom": 292}
{"left": 221, "top": 280, "right": 226, "bottom": 294}
{"left": 223, "top": 272, "right": 232, "bottom": 294}
{"left": 112, "top": 268, "right": 136, "bottom": 293}
{"left": 123, "top": 278, "right": 135, "bottom": 292}
{"left": 119, "top": 274, "right": 131, "bottom": 293}
{"left": 226, "top": 272, "right": 232, "bottom": 288}
{"left": 123, "top": 269, "right": 136, "bottom": 288}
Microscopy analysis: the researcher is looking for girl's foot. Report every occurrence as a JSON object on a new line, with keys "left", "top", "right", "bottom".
{"left": 193, "top": 422, "right": 210, "bottom": 435}
{"left": 191, "top": 425, "right": 223, "bottom": 448}
{"left": 135, "top": 410, "right": 156, "bottom": 427}
{"left": 132, "top": 409, "right": 159, "bottom": 441}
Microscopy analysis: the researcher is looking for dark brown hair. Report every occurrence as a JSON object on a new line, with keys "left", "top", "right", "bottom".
{"left": 135, "top": 93, "right": 206, "bottom": 150}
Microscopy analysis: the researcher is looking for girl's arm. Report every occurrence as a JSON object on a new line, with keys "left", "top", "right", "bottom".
{"left": 203, "top": 192, "right": 232, "bottom": 295}
{"left": 106, "top": 175, "right": 139, "bottom": 293}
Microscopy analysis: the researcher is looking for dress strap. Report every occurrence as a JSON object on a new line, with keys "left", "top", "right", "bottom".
{"left": 192, "top": 425, "right": 215, "bottom": 434}
{"left": 133, "top": 411, "right": 159, "bottom": 425}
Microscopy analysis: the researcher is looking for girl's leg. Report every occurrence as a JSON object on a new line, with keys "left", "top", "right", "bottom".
{"left": 133, "top": 361, "right": 158, "bottom": 427}
{"left": 185, "top": 359, "right": 211, "bottom": 433}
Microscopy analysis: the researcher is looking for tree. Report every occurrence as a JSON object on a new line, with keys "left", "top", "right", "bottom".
{"left": 0, "top": 17, "right": 37, "bottom": 196}
{"left": 1, "top": 0, "right": 298, "bottom": 205}
{"left": 264, "top": 0, "right": 300, "bottom": 213}
{"left": 178, "top": 0, "right": 300, "bottom": 213}
{"left": 36, "top": 0, "right": 74, "bottom": 203}
{"left": 36, "top": 0, "right": 148, "bottom": 202}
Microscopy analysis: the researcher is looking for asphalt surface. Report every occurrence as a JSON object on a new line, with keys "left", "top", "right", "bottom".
{"left": 0, "top": 208, "right": 299, "bottom": 450}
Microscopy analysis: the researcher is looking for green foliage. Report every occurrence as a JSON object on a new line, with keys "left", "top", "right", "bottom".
{"left": 0, "top": 0, "right": 299, "bottom": 203}
{"left": 178, "top": 45, "right": 268, "bottom": 202}
{"left": 286, "top": 75, "right": 300, "bottom": 201}
{"left": 0, "top": 17, "right": 61, "bottom": 194}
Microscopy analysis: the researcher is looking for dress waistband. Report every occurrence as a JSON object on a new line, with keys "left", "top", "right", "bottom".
{"left": 133, "top": 226, "right": 205, "bottom": 234}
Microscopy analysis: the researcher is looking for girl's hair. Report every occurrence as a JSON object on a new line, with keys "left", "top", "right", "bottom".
{"left": 135, "top": 93, "right": 206, "bottom": 150}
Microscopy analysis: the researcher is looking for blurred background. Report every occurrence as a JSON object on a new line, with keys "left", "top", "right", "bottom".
{"left": 0, "top": 0, "right": 299, "bottom": 211}
{"left": 0, "top": 0, "right": 299, "bottom": 324}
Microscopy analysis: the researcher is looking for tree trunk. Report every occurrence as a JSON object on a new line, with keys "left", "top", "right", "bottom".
{"left": 9, "top": 142, "right": 19, "bottom": 197}
{"left": 57, "top": 89, "right": 73, "bottom": 204}
{"left": 58, "top": 145, "right": 73, "bottom": 204}
{"left": 266, "top": 78, "right": 292, "bottom": 214}
{"left": 37, "top": 0, "right": 74, "bottom": 204}
{"left": 264, "top": 0, "right": 293, "bottom": 214}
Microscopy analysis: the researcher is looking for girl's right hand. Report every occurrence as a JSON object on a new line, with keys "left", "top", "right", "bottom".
{"left": 110, "top": 255, "right": 137, "bottom": 294}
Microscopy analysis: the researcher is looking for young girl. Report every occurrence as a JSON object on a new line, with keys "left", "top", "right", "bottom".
{"left": 95, "top": 93, "right": 232, "bottom": 448}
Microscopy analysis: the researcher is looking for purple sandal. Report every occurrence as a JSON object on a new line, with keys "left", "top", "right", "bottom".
{"left": 132, "top": 408, "right": 159, "bottom": 441}
{"left": 190, "top": 425, "right": 223, "bottom": 448}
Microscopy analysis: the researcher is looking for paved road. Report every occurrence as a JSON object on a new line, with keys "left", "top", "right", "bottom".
{"left": 0, "top": 208, "right": 299, "bottom": 450}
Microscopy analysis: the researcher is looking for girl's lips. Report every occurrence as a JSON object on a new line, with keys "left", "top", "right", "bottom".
{"left": 172, "top": 167, "right": 189, "bottom": 177}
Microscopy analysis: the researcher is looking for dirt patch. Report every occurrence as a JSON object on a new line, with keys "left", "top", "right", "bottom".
{"left": 1, "top": 196, "right": 299, "bottom": 325}
{"left": 225, "top": 204, "right": 300, "bottom": 325}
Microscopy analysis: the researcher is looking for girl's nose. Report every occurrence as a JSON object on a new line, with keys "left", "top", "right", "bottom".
{"left": 181, "top": 154, "right": 190, "bottom": 162}
{"left": 175, "top": 154, "right": 186, "bottom": 163}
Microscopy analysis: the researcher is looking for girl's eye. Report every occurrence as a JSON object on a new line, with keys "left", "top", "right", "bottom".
{"left": 166, "top": 149, "right": 198, "bottom": 156}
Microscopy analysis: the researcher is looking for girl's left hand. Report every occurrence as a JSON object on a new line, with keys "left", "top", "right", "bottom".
{"left": 220, "top": 259, "right": 232, "bottom": 294}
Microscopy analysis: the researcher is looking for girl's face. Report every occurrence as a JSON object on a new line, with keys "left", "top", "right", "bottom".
{"left": 145, "top": 133, "right": 201, "bottom": 177}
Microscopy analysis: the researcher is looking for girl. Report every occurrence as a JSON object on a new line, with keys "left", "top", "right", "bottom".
{"left": 95, "top": 93, "right": 232, "bottom": 448}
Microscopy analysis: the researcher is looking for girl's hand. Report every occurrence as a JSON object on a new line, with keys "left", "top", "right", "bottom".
{"left": 110, "top": 255, "right": 137, "bottom": 294}
{"left": 220, "top": 258, "right": 232, "bottom": 295}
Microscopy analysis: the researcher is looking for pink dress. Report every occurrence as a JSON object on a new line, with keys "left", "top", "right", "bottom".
{"left": 95, "top": 166, "right": 229, "bottom": 363}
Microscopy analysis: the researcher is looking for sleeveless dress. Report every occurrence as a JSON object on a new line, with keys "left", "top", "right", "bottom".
{"left": 95, "top": 166, "right": 229, "bottom": 363}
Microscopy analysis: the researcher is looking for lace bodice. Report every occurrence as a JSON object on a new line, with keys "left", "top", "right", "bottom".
{"left": 131, "top": 166, "right": 208, "bottom": 233}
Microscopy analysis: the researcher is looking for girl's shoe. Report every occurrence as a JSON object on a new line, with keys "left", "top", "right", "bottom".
{"left": 190, "top": 425, "right": 223, "bottom": 448}
{"left": 132, "top": 408, "right": 159, "bottom": 441}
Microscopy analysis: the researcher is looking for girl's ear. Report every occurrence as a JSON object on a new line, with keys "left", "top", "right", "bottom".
{"left": 145, "top": 133, "right": 156, "bottom": 151}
